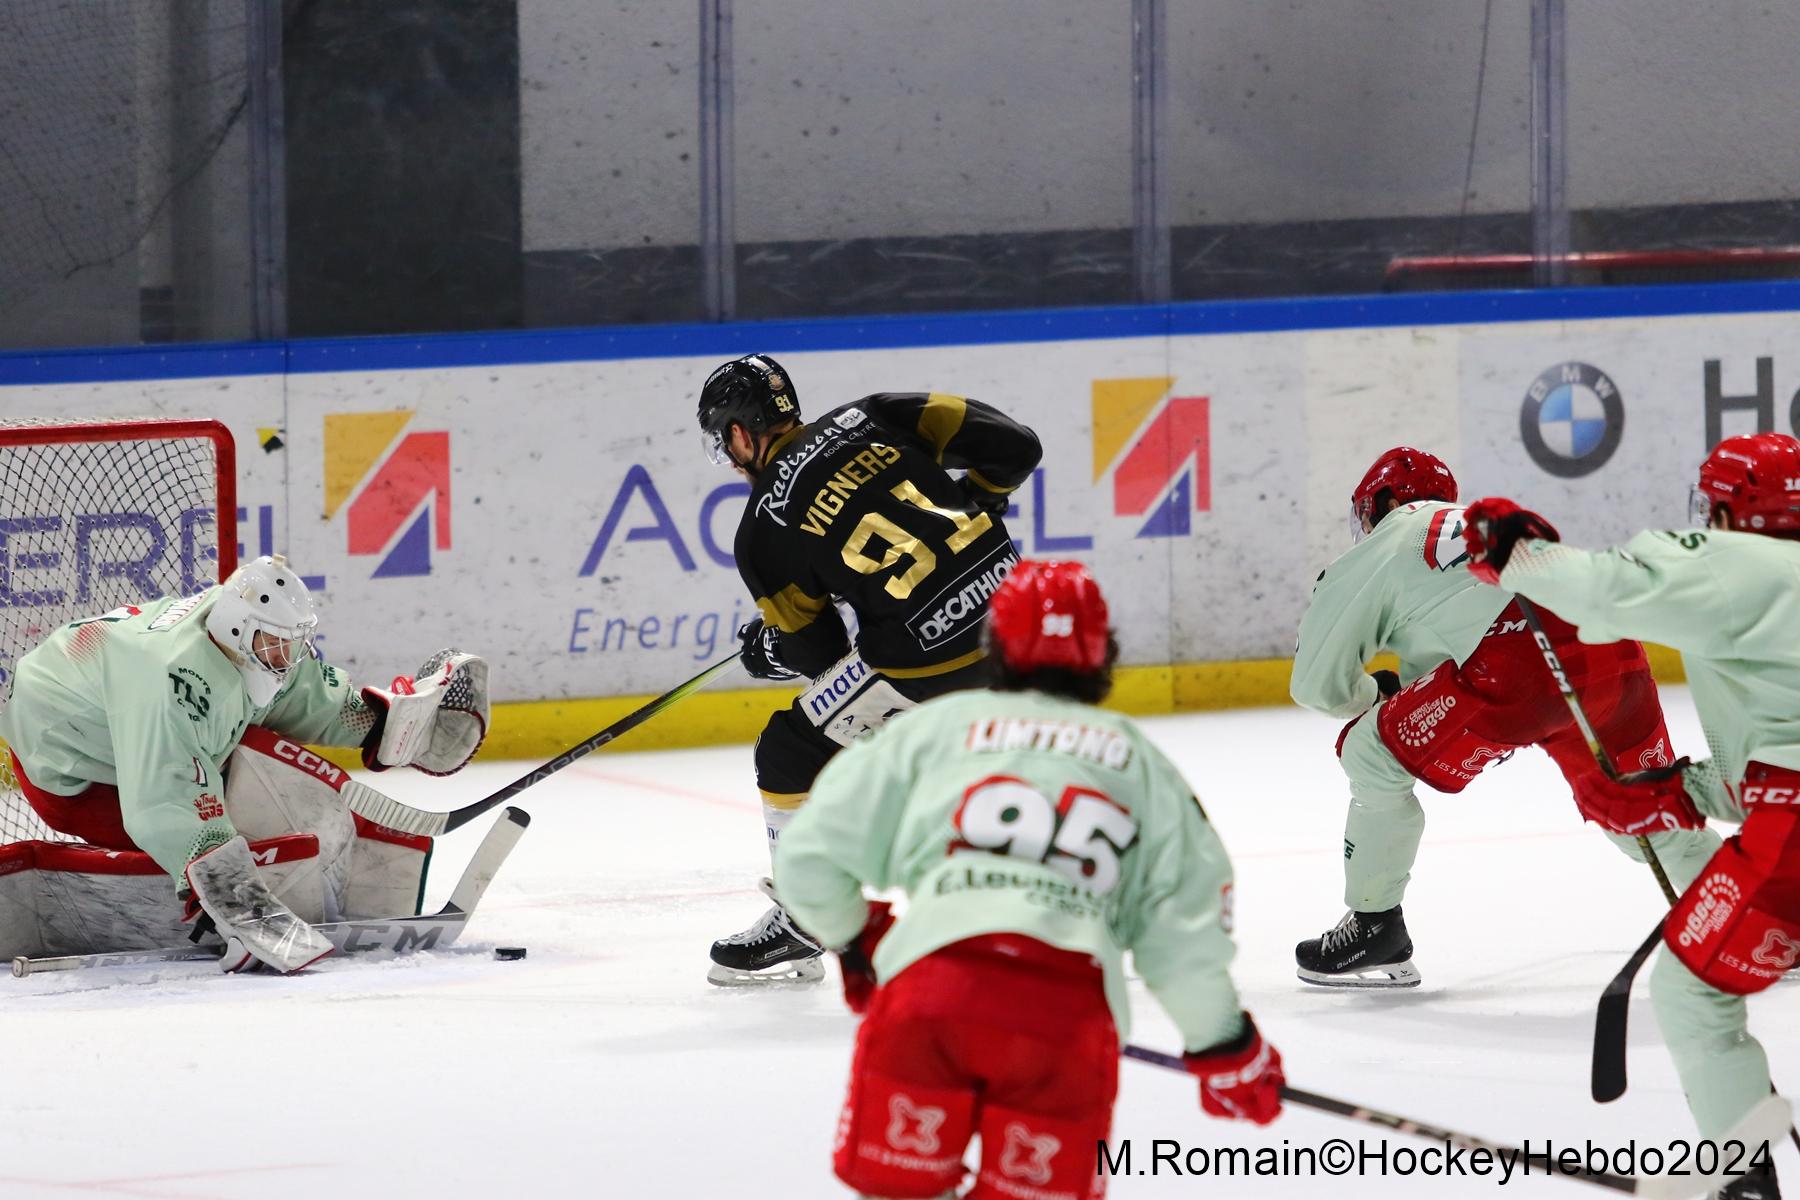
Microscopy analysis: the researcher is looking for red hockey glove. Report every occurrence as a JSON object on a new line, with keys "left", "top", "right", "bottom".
{"left": 836, "top": 900, "right": 896, "bottom": 1015}
{"left": 1463, "top": 497, "right": 1560, "bottom": 585}
{"left": 1574, "top": 758, "right": 1705, "bottom": 836}
{"left": 1185, "top": 1013, "right": 1284, "bottom": 1125}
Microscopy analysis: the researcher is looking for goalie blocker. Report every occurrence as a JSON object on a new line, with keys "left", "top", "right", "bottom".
{"left": 0, "top": 726, "right": 432, "bottom": 964}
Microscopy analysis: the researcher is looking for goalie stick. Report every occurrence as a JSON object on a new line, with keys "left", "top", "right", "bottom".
{"left": 10, "top": 806, "right": 530, "bottom": 978}
{"left": 343, "top": 653, "right": 742, "bottom": 838}
{"left": 1124, "top": 1043, "right": 1788, "bottom": 1199}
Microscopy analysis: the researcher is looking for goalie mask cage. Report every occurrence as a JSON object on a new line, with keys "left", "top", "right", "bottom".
{"left": 0, "top": 418, "right": 237, "bottom": 845}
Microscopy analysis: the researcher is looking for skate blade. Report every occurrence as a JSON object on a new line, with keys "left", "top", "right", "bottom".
{"left": 706, "top": 956, "right": 826, "bottom": 988}
{"left": 1296, "top": 959, "right": 1421, "bottom": 989}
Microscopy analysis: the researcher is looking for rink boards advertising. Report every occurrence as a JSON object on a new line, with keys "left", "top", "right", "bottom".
{"left": 4, "top": 282, "right": 1800, "bottom": 749}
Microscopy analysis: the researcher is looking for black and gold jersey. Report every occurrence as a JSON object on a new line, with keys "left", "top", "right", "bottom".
{"left": 735, "top": 392, "right": 1041, "bottom": 678}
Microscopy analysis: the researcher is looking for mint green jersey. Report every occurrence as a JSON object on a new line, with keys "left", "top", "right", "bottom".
{"left": 1502, "top": 529, "right": 1800, "bottom": 819}
{"left": 1292, "top": 501, "right": 1512, "bottom": 718}
{"left": 0, "top": 589, "right": 375, "bottom": 879}
{"left": 773, "top": 687, "right": 1244, "bottom": 1052}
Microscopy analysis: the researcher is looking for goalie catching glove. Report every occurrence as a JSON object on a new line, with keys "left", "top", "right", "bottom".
{"left": 361, "top": 649, "right": 490, "bottom": 775}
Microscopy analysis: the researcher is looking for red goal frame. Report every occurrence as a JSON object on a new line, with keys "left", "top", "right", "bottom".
{"left": 0, "top": 417, "right": 239, "bottom": 583}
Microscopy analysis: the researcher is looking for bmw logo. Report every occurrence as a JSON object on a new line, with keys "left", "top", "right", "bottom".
{"left": 1521, "top": 362, "right": 1624, "bottom": 478}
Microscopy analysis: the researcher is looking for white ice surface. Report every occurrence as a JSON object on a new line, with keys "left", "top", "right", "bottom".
{"left": 1, "top": 685, "right": 1791, "bottom": 1199}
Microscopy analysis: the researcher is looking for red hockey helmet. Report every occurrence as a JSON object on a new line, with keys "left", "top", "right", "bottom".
{"left": 1351, "top": 447, "right": 1458, "bottom": 533}
{"left": 987, "top": 560, "right": 1110, "bottom": 673}
{"left": 1692, "top": 432, "right": 1800, "bottom": 535}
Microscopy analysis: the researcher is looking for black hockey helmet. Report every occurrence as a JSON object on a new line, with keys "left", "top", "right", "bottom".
{"left": 697, "top": 354, "right": 800, "bottom": 464}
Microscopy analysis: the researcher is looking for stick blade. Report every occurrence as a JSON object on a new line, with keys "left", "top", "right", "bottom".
{"left": 1593, "top": 922, "right": 1665, "bottom": 1103}
{"left": 446, "top": 806, "right": 530, "bottom": 915}
{"left": 1592, "top": 984, "right": 1632, "bottom": 1102}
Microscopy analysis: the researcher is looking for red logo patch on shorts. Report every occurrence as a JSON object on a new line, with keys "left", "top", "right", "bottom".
{"left": 193, "top": 794, "right": 224, "bottom": 821}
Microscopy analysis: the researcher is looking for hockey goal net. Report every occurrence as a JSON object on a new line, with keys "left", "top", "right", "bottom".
{"left": 0, "top": 418, "right": 237, "bottom": 844}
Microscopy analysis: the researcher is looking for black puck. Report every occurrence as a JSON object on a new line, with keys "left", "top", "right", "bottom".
{"left": 494, "top": 946, "right": 527, "bottom": 961}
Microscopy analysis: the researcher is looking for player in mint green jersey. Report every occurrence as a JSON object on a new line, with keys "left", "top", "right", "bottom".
{"left": 1289, "top": 447, "right": 1708, "bottom": 989}
{"left": 775, "top": 560, "right": 1282, "bottom": 1200}
{"left": 0, "top": 555, "right": 488, "bottom": 973}
{"left": 1466, "top": 432, "right": 1800, "bottom": 1200}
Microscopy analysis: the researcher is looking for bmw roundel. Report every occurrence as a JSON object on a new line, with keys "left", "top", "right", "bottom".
{"left": 1521, "top": 362, "right": 1623, "bottom": 478}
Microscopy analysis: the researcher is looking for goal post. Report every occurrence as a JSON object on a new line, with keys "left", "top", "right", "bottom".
{"left": 0, "top": 417, "right": 238, "bottom": 844}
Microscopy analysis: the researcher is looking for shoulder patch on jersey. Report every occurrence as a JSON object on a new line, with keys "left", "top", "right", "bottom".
{"left": 149, "top": 590, "right": 211, "bottom": 631}
{"left": 835, "top": 406, "right": 866, "bottom": 429}
{"left": 753, "top": 421, "right": 853, "bottom": 528}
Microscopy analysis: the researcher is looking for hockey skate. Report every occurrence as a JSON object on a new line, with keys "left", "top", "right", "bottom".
{"left": 1295, "top": 906, "right": 1421, "bottom": 988}
{"left": 1716, "top": 1160, "right": 1780, "bottom": 1200}
{"left": 706, "top": 878, "right": 825, "bottom": 987}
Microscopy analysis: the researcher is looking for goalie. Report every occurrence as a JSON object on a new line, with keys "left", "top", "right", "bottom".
{"left": 0, "top": 555, "right": 490, "bottom": 974}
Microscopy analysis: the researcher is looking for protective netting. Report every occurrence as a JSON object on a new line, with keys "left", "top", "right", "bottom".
{"left": 0, "top": 2, "right": 250, "bottom": 344}
{"left": 0, "top": 418, "right": 233, "bottom": 844}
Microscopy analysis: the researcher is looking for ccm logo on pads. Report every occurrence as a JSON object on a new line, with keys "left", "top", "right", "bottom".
{"left": 273, "top": 738, "right": 347, "bottom": 790}
{"left": 1743, "top": 784, "right": 1800, "bottom": 807}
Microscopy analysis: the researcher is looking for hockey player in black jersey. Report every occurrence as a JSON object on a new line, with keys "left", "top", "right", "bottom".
{"left": 697, "top": 353, "right": 1041, "bottom": 985}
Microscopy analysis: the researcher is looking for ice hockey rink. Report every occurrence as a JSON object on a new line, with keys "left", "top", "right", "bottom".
{"left": 0, "top": 683, "right": 1785, "bottom": 1200}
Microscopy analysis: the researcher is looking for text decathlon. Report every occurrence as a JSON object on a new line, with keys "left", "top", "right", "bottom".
{"left": 912, "top": 551, "right": 1018, "bottom": 646}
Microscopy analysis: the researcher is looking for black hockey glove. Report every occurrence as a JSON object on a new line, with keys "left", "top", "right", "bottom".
{"left": 958, "top": 474, "right": 1012, "bottom": 517}
{"left": 1371, "top": 669, "right": 1401, "bottom": 699}
{"left": 738, "top": 619, "right": 800, "bottom": 681}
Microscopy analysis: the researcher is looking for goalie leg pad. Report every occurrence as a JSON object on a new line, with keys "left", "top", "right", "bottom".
{"left": 0, "top": 833, "right": 324, "bottom": 959}
{"left": 226, "top": 727, "right": 358, "bottom": 921}
{"left": 346, "top": 815, "right": 432, "bottom": 919}
{"left": 225, "top": 727, "right": 432, "bottom": 920}
{"left": 185, "top": 835, "right": 334, "bottom": 974}
{"left": 1665, "top": 778, "right": 1800, "bottom": 995}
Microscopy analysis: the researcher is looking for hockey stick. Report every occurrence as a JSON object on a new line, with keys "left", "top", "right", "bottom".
{"left": 1124, "top": 1043, "right": 1787, "bottom": 1199}
{"left": 1512, "top": 596, "right": 1679, "bottom": 905}
{"left": 11, "top": 806, "right": 529, "bottom": 978}
{"left": 344, "top": 653, "right": 743, "bottom": 838}
{"left": 1591, "top": 919, "right": 1800, "bottom": 1157}
{"left": 1591, "top": 919, "right": 1665, "bottom": 1102}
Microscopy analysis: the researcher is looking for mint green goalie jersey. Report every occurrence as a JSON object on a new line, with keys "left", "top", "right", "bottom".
{"left": 0, "top": 590, "right": 376, "bottom": 880}
{"left": 1291, "top": 500, "right": 1513, "bottom": 718}
{"left": 773, "top": 687, "right": 1245, "bottom": 1052}
{"left": 1501, "top": 528, "right": 1800, "bottom": 819}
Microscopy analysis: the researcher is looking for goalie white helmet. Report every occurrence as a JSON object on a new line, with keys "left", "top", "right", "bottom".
{"left": 204, "top": 555, "right": 319, "bottom": 706}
